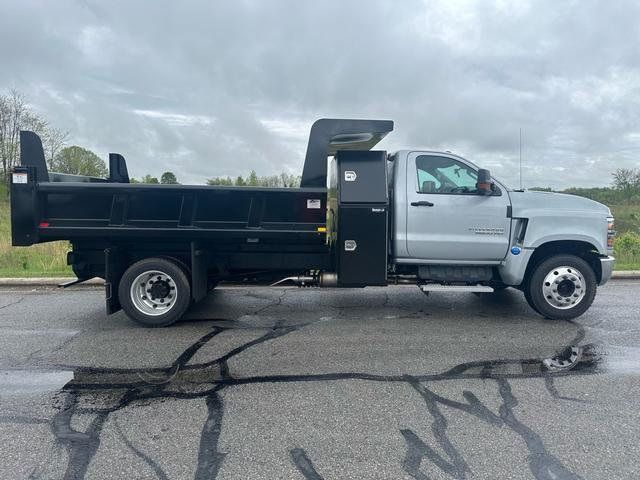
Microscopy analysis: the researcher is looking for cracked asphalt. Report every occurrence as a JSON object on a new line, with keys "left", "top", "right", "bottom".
{"left": 0, "top": 281, "right": 639, "bottom": 479}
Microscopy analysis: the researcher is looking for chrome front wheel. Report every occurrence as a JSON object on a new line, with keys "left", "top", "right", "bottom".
{"left": 541, "top": 266, "right": 586, "bottom": 309}
{"left": 525, "top": 254, "right": 597, "bottom": 320}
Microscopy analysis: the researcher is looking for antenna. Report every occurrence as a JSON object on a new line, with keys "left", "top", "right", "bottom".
{"left": 519, "top": 127, "right": 523, "bottom": 190}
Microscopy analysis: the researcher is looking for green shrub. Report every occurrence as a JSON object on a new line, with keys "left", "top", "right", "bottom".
{"left": 614, "top": 232, "right": 640, "bottom": 256}
{"left": 614, "top": 232, "right": 640, "bottom": 270}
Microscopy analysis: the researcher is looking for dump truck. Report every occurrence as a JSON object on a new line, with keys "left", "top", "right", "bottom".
{"left": 10, "top": 119, "right": 615, "bottom": 326}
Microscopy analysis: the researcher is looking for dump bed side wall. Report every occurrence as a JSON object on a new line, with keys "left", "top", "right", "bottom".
{"left": 13, "top": 177, "right": 332, "bottom": 281}
{"left": 32, "top": 183, "right": 328, "bottom": 244}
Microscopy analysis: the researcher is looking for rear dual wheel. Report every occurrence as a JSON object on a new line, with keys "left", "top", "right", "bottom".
{"left": 119, "top": 258, "right": 191, "bottom": 327}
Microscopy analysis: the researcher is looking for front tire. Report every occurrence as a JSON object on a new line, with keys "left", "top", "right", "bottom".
{"left": 119, "top": 258, "right": 191, "bottom": 327}
{"left": 525, "top": 254, "right": 596, "bottom": 320}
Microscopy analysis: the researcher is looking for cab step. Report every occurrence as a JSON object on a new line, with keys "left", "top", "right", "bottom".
{"left": 419, "top": 284, "right": 494, "bottom": 293}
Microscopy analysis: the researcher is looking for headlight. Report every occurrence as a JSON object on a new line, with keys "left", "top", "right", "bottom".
{"left": 607, "top": 216, "right": 615, "bottom": 249}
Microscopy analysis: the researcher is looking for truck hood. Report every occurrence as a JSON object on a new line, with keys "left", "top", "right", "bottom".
{"left": 509, "top": 190, "right": 611, "bottom": 217}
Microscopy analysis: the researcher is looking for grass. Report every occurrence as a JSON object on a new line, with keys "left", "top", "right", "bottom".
{"left": 613, "top": 262, "right": 639, "bottom": 271}
{"left": 0, "top": 184, "right": 638, "bottom": 277}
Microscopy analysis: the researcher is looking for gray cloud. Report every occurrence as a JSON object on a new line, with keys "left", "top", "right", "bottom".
{"left": 1, "top": 0, "right": 639, "bottom": 188}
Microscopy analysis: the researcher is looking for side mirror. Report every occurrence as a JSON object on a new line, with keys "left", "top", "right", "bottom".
{"left": 477, "top": 169, "right": 493, "bottom": 195}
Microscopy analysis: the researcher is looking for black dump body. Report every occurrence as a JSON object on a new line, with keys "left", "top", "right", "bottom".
{"left": 10, "top": 119, "right": 393, "bottom": 313}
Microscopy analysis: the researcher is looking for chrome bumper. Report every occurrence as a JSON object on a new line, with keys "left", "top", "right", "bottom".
{"left": 599, "top": 256, "right": 615, "bottom": 285}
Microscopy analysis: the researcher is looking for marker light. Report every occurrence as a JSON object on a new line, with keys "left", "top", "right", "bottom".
{"left": 607, "top": 216, "right": 615, "bottom": 249}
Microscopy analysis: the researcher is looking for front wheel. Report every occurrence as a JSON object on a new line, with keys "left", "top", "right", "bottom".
{"left": 119, "top": 258, "right": 191, "bottom": 327}
{"left": 525, "top": 254, "right": 597, "bottom": 320}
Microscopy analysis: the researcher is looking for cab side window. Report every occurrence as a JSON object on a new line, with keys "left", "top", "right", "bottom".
{"left": 416, "top": 155, "right": 479, "bottom": 194}
{"left": 416, "top": 167, "right": 441, "bottom": 193}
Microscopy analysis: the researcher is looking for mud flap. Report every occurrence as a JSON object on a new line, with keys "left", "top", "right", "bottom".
{"left": 191, "top": 241, "right": 208, "bottom": 303}
{"left": 105, "top": 247, "right": 126, "bottom": 314}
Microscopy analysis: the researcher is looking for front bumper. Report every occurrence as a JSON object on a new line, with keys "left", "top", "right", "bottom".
{"left": 599, "top": 256, "right": 615, "bottom": 285}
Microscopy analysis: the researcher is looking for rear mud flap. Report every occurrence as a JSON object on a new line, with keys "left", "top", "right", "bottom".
{"left": 105, "top": 247, "right": 126, "bottom": 315}
{"left": 191, "top": 241, "right": 208, "bottom": 303}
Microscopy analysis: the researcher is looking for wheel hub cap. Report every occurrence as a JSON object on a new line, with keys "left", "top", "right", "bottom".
{"left": 541, "top": 266, "right": 586, "bottom": 310}
{"left": 130, "top": 270, "right": 177, "bottom": 316}
{"left": 149, "top": 280, "right": 170, "bottom": 299}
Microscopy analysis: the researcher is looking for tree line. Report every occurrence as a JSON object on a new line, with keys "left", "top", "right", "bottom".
{"left": 206, "top": 170, "right": 301, "bottom": 187}
{"left": 0, "top": 89, "right": 68, "bottom": 180}
{"left": 531, "top": 168, "right": 640, "bottom": 205}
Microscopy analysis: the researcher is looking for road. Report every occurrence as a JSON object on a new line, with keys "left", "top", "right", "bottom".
{"left": 0, "top": 281, "right": 639, "bottom": 479}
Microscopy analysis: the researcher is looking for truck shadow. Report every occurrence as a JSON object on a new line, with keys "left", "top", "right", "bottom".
{"left": 182, "top": 286, "right": 533, "bottom": 323}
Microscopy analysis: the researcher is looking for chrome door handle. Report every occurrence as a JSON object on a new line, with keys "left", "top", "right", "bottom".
{"left": 411, "top": 201, "right": 434, "bottom": 207}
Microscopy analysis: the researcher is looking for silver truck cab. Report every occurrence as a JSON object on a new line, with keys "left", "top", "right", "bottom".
{"left": 389, "top": 150, "right": 615, "bottom": 319}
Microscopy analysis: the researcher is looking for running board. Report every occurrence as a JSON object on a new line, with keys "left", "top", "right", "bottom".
{"left": 419, "top": 284, "right": 494, "bottom": 293}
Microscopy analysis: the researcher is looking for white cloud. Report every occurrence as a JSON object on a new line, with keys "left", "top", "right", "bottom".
{"left": 133, "top": 109, "right": 215, "bottom": 127}
{"left": 77, "top": 25, "right": 115, "bottom": 66}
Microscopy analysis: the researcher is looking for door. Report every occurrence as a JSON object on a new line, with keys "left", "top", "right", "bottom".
{"left": 406, "top": 153, "right": 511, "bottom": 262}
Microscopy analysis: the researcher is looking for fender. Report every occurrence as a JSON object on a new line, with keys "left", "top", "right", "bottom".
{"left": 528, "top": 233, "right": 606, "bottom": 254}
{"left": 509, "top": 191, "right": 610, "bottom": 255}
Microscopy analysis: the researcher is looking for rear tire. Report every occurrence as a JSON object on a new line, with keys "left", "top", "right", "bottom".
{"left": 119, "top": 257, "right": 191, "bottom": 327}
{"left": 525, "top": 254, "right": 596, "bottom": 320}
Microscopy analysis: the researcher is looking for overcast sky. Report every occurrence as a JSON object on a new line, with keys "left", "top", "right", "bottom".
{"left": 1, "top": 0, "right": 639, "bottom": 188}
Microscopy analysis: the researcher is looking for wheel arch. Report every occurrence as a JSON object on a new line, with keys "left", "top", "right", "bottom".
{"left": 524, "top": 240, "right": 603, "bottom": 284}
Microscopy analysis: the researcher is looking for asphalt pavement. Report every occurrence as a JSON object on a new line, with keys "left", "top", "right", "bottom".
{"left": 0, "top": 281, "right": 639, "bottom": 479}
